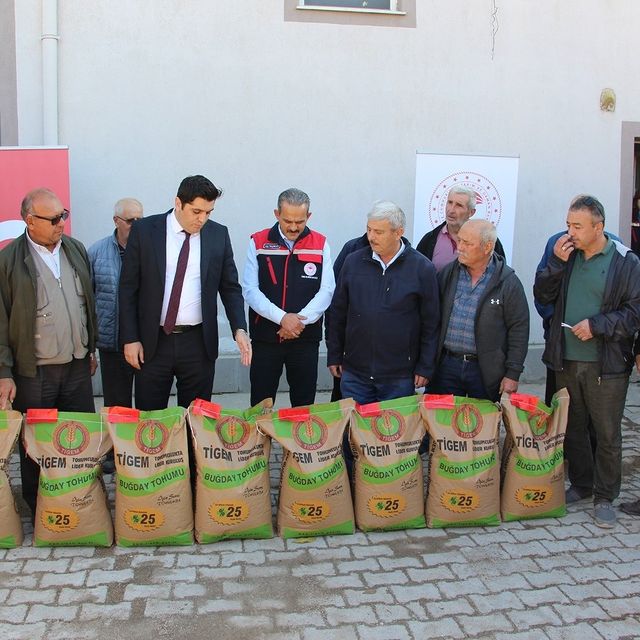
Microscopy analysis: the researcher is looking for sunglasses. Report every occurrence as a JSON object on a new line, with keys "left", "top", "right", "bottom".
{"left": 29, "top": 209, "right": 70, "bottom": 226}
{"left": 115, "top": 216, "right": 139, "bottom": 225}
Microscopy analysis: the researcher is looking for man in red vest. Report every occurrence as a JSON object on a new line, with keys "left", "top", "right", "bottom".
{"left": 242, "top": 188, "right": 335, "bottom": 407}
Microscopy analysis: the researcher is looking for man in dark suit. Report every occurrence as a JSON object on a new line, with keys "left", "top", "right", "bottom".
{"left": 119, "top": 175, "right": 251, "bottom": 410}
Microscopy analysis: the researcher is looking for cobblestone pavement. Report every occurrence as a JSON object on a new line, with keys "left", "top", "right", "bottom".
{"left": 1, "top": 382, "right": 639, "bottom": 640}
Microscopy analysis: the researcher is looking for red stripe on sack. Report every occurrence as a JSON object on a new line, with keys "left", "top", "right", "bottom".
{"left": 192, "top": 399, "right": 221, "bottom": 418}
{"left": 279, "top": 407, "right": 310, "bottom": 421}
{"left": 26, "top": 408, "right": 58, "bottom": 424}
{"left": 107, "top": 406, "right": 140, "bottom": 423}
{"left": 422, "top": 394, "right": 455, "bottom": 409}
{"left": 509, "top": 394, "right": 540, "bottom": 413}
{"left": 356, "top": 402, "right": 382, "bottom": 417}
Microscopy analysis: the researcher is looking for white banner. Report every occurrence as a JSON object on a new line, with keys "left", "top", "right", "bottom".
{"left": 413, "top": 152, "right": 519, "bottom": 264}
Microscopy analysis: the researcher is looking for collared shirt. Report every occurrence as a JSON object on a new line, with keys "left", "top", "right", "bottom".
{"left": 26, "top": 232, "right": 62, "bottom": 279}
{"left": 372, "top": 241, "right": 405, "bottom": 274}
{"left": 242, "top": 228, "right": 335, "bottom": 325}
{"left": 432, "top": 225, "right": 458, "bottom": 272}
{"left": 160, "top": 210, "right": 202, "bottom": 327}
{"left": 444, "top": 256, "right": 497, "bottom": 354}
{"left": 564, "top": 238, "right": 615, "bottom": 362}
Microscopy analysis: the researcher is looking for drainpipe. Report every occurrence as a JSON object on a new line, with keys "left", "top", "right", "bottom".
{"left": 41, "top": 0, "right": 58, "bottom": 145}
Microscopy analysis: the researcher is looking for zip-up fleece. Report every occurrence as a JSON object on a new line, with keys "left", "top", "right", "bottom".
{"left": 249, "top": 223, "right": 326, "bottom": 343}
{"left": 534, "top": 240, "right": 640, "bottom": 377}
{"left": 437, "top": 254, "right": 529, "bottom": 401}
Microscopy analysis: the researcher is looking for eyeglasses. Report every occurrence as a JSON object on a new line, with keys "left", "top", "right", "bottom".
{"left": 29, "top": 209, "right": 70, "bottom": 226}
{"left": 115, "top": 216, "right": 139, "bottom": 225}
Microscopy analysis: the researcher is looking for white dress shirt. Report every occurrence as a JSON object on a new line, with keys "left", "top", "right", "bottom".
{"left": 242, "top": 226, "right": 335, "bottom": 325}
{"left": 26, "top": 232, "right": 62, "bottom": 279}
{"left": 160, "top": 210, "right": 202, "bottom": 327}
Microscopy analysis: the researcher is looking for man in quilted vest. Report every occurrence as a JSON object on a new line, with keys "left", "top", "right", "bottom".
{"left": 242, "top": 188, "right": 335, "bottom": 407}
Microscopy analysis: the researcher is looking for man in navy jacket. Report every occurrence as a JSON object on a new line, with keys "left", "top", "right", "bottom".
{"left": 327, "top": 201, "right": 440, "bottom": 404}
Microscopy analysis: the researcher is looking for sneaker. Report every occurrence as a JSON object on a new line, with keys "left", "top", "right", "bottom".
{"left": 619, "top": 498, "right": 640, "bottom": 516}
{"left": 594, "top": 500, "right": 616, "bottom": 528}
{"left": 565, "top": 485, "right": 592, "bottom": 503}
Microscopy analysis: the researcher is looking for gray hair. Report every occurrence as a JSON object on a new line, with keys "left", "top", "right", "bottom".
{"left": 277, "top": 188, "right": 310, "bottom": 212}
{"left": 20, "top": 188, "right": 59, "bottom": 220}
{"left": 449, "top": 186, "right": 477, "bottom": 212}
{"left": 114, "top": 197, "right": 143, "bottom": 216}
{"left": 461, "top": 219, "right": 497, "bottom": 246}
{"left": 367, "top": 200, "right": 406, "bottom": 230}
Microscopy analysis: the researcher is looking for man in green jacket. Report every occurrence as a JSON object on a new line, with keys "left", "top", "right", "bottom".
{"left": 0, "top": 188, "right": 97, "bottom": 520}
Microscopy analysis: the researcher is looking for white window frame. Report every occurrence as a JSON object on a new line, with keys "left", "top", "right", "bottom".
{"left": 296, "top": 1, "right": 406, "bottom": 16}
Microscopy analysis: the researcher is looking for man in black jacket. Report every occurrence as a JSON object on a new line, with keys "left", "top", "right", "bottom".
{"left": 416, "top": 186, "right": 505, "bottom": 271}
{"left": 534, "top": 195, "right": 640, "bottom": 528}
{"left": 430, "top": 219, "right": 529, "bottom": 402}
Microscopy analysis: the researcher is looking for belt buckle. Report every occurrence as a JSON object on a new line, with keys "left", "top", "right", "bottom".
{"left": 462, "top": 353, "right": 473, "bottom": 362}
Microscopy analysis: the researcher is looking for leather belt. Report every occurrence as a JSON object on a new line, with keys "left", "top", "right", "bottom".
{"left": 443, "top": 348, "right": 478, "bottom": 362}
{"left": 165, "top": 323, "right": 201, "bottom": 334}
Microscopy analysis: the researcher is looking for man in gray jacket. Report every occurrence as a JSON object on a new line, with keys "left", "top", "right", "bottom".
{"left": 430, "top": 219, "right": 529, "bottom": 402}
{"left": 88, "top": 198, "right": 143, "bottom": 410}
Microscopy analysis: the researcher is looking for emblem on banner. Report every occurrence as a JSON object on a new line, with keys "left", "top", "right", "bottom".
{"left": 427, "top": 171, "right": 502, "bottom": 229}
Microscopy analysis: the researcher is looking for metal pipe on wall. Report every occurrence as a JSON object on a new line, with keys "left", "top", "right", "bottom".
{"left": 41, "top": 0, "right": 58, "bottom": 145}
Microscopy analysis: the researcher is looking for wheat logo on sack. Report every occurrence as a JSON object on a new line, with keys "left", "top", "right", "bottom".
{"left": 292, "top": 416, "right": 328, "bottom": 451}
{"left": 53, "top": 421, "right": 90, "bottom": 457}
{"left": 528, "top": 411, "right": 551, "bottom": 440}
{"left": 371, "top": 410, "right": 405, "bottom": 443}
{"left": 451, "top": 404, "right": 483, "bottom": 439}
{"left": 216, "top": 416, "right": 251, "bottom": 450}
{"left": 135, "top": 420, "right": 169, "bottom": 455}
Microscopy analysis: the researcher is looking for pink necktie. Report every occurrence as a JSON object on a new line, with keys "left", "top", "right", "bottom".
{"left": 163, "top": 231, "right": 190, "bottom": 334}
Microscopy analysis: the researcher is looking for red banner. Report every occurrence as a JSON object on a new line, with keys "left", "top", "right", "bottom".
{"left": 0, "top": 147, "right": 71, "bottom": 249}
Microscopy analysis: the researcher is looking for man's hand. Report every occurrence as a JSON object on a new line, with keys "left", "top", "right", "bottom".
{"left": 414, "top": 375, "right": 428, "bottom": 388}
{"left": 89, "top": 353, "right": 98, "bottom": 376}
{"left": 499, "top": 377, "right": 519, "bottom": 394}
{"left": 124, "top": 342, "right": 144, "bottom": 370}
{"left": 0, "top": 378, "right": 16, "bottom": 410}
{"left": 279, "top": 313, "right": 306, "bottom": 339}
{"left": 636, "top": 354, "right": 640, "bottom": 374}
{"left": 235, "top": 329, "right": 252, "bottom": 367}
{"left": 553, "top": 233, "right": 575, "bottom": 262}
{"left": 571, "top": 319, "right": 593, "bottom": 341}
{"left": 329, "top": 365, "right": 342, "bottom": 378}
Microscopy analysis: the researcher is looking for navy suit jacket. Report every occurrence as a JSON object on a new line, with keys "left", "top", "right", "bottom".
{"left": 118, "top": 211, "right": 246, "bottom": 362}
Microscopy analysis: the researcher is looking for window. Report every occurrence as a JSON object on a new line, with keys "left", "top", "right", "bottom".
{"left": 297, "top": 1, "right": 405, "bottom": 15}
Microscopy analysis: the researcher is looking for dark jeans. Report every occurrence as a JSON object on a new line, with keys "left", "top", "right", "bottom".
{"left": 428, "top": 352, "right": 492, "bottom": 401}
{"left": 556, "top": 360, "right": 629, "bottom": 502}
{"left": 99, "top": 349, "right": 135, "bottom": 408}
{"left": 340, "top": 368, "right": 415, "bottom": 481}
{"left": 14, "top": 357, "right": 95, "bottom": 517}
{"left": 250, "top": 340, "right": 319, "bottom": 408}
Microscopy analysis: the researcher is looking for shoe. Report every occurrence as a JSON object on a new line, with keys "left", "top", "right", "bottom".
{"left": 101, "top": 458, "right": 116, "bottom": 475}
{"left": 565, "top": 485, "right": 592, "bottom": 503}
{"left": 594, "top": 500, "right": 616, "bottom": 528}
{"left": 619, "top": 498, "right": 640, "bottom": 516}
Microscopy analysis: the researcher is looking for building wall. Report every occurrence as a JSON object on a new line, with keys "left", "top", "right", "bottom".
{"left": 0, "top": 0, "right": 18, "bottom": 145}
{"left": 11, "top": 1, "right": 640, "bottom": 388}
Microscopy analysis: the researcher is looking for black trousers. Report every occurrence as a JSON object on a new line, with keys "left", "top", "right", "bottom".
{"left": 15, "top": 357, "right": 95, "bottom": 517}
{"left": 134, "top": 327, "right": 215, "bottom": 490}
{"left": 99, "top": 348, "right": 135, "bottom": 408}
{"left": 250, "top": 340, "right": 319, "bottom": 407}
{"left": 134, "top": 326, "right": 215, "bottom": 411}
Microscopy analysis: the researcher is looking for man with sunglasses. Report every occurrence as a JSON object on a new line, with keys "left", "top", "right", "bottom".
{"left": 88, "top": 198, "right": 143, "bottom": 467}
{"left": 0, "top": 188, "right": 97, "bottom": 520}
{"left": 534, "top": 195, "right": 640, "bottom": 529}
